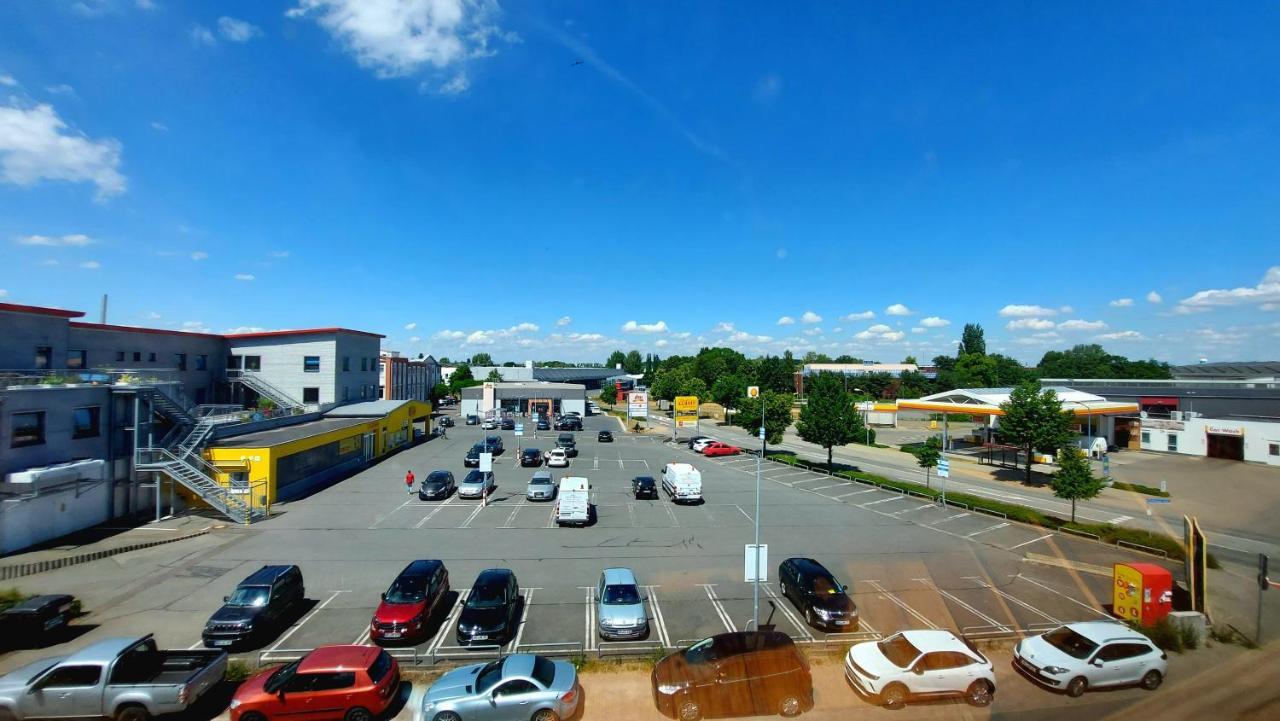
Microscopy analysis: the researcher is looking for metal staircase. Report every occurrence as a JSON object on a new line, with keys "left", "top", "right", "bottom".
{"left": 227, "top": 370, "right": 304, "bottom": 412}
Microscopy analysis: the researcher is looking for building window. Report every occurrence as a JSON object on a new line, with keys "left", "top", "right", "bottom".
{"left": 67, "top": 349, "right": 87, "bottom": 370}
{"left": 1270, "top": 443, "right": 1279, "bottom": 457}
{"left": 343, "top": 356, "right": 350, "bottom": 372}
{"left": 196, "top": 354, "right": 208, "bottom": 371}
{"left": 132, "top": 352, "right": 141, "bottom": 362}
{"left": 35, "top": 346, "right": 52, "bottom": 370}
{"left": 302, "top": 387, "right": 320, "bottom": 404}
{"left": 227, "top": 355, "right": 242, "bottom": 370}
{"left": 304, "top": 356, "right": 320, "bottom": 373}
{"left": 1167, "top": 435, "right": 1178, "bottom": 452}
{"left": 343, "top": 386, "right": 349, "bottom": 401}
{"left": 361, "top": 357, "right": 368, "bottom": 372}
{"left": 11, "top": 411, "right": 45, "bottom": 447}
{"left": 379, "top": 385, "right": 385, "bottom": 398}
{"left": 361, "top": 385, "right": 367, "bottom": 399}
{"left": 72, "top": 406, "right": 100, "bottom": 439}
{"left": 1141, "top": 431, "right": 1150, "bottom": 445}
{"left": 173, "top": 353, "right": 187, "bottom": 371}
{"left": 148, "top": 352, "right": 157, "bottom": 362}
{"left": 244, "top": 355, "right": 261, "bottom": 371}
{"left": 116, "top": 351, "right": 125, "bottom": 362}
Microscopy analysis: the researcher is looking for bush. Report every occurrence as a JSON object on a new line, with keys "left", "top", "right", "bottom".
{"left": 1110, "top": 481, "right": 1170, "bottom": 498}
{"left": 225, "top": 659, "right": 255, "bottom": 682}
{"left": 1130, "top": 618, "right": 1183, "bottom": 653}
{"left": 1176, "top": 619, "right": 1199, "bottom": 650}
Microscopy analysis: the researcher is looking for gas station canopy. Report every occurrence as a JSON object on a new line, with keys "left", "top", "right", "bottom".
{"left": 897, "top": 386, "right": 1139, "bottom": 417}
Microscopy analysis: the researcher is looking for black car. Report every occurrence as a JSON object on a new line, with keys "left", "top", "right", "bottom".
{"left": 687, "top": 435, "right": 711, "bottom": 450}
{"left": 0, "top": 594, "right": 76, "bottom": 649}
{"left": 556, "top": 433, "right": 578, "bottom": 457}
{"left": 438, "top": 416, "right": 455, "bottom": 428}
{"left": 556, "top": 417, "right": 583, "bottom": 431}
{"left": 483, "top": 435, "right": 504, "bottom": 454}
{"left": 419, "top": 470, "right": 456, "bottom": 500}
{"left": 500, "top": 418, "right": 516, "bottom": 430}
{"left": 455, "top": 569, "right": 521, "bottom": 646}
{"left": 464, "top": 443, "right": 484, "bottom": 467}
{"left": 203, "top": 565, "right": 305, "bottom": 648}
{"left": 598, "top": 430, "right": 614, "bottom": 442}
{"left": 652, "top": 631, "right": 814, "bottom": 720}
{"left": 778, "top": 557, "right": 858, "bottom": 631}
{"left": 520, "top": 448, "right": 543, "bottom": 467}
{"left": 632, "top": 476, "right": 658, "bottom": 499}
{"left": 536, "top": 418, "right": 551, "bottom": 431}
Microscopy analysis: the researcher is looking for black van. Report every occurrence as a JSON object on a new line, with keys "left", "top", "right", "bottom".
{"left": 202, "top": 565, "right": 305, "bottom": 648}
{"left": 778, "top": 557, "right": 858, "bottom": 631}
{"left": 0, "top": 594, "right": 76, "bottom": 648}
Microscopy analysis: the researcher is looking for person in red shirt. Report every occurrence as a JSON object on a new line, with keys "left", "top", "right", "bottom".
{"left": 405, "top": 470, "right": 415, "bottom": 495}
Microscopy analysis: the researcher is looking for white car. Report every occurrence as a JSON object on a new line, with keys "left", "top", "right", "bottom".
{"left": 1013, "top": 621, "right": 1167, "bottom": 697}
{"left": 844, "top": 630, "right": 995, "bottom": 709}
{"left": 546, "top": 448, "right": 570, "bottom": 468}
{"left": 690, "top": 438, "right": 716, "bottom": 453}
{"left": 482, "top": 417, "right": 499, "bottom": 430}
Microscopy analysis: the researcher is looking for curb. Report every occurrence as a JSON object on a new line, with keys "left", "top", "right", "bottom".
{"left": 0, "top": 527, "right": 213, "bottom": 581}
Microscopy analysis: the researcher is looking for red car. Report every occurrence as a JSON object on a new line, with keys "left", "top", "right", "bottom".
{"left": 702, "top": 442, "right": 742, "bottom": 457}
{"left": 370, "top": 559, "right": 449, "bottom": 643}
{"left": 230, "top": 645, "right": 399, "bottom": 721}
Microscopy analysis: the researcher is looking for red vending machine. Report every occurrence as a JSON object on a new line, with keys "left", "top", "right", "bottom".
{"left": 1113, "top": 562, "right": 1174, "bottom": 626}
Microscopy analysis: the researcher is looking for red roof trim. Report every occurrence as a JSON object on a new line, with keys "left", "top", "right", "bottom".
{"left": 0, "top": 302, "right": 85, "bottom": 319}
{"left": 224, "top": 327, "right": 385, "bottom": 340}
{"left": 69, "top": 321, "right": 225, "bottom": 339}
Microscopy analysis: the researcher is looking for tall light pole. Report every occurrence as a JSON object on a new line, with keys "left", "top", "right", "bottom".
{"left": 749, "top": 385, "right": 763, "bottom": 631}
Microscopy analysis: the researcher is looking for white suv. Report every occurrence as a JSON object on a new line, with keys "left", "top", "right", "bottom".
{"left": 844, "top": 630, "right": 995, "bottom": 709}
{"left": 1014, "top": 621, "right": 1167, "bottom": 697}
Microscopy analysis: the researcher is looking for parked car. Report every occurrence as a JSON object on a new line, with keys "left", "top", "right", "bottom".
{"left": 632, "top": 475, "right": 659, "bottom": 500}
{"left": 778, "top": 558, "right": 857, "bottom": 631}
{"left": 598, "top": 430, "right": 614, "bottom": 442}
{"left": 1013, "top": 621, "right": 1167, "bottom": 697}
{"left": 526, "top": 470, "right": 556, "bottom": 501}
{"left": 652, "top": 631, "right": 814, "bottom": 720}
{"left": 420, "top": 654, "right": 581, "bottom": 721}
{"left": 556, "top": 433, "right": 578, "bottom": 457}
{"left": 370, "top": 560, "right": 450, "bottom": 644}
{"left": 0, "top": 594, "right": 76, "bottom": 649}
{"left": 844, "top": 630, "right": 994, "bottom": 709}
{"left": 483, "top": 417, "right": 499, "bottom": 430}
{"left": 484, "top": 436, "right": 505, "bottom": 454}
{"left": 691, "top": 438, "right": 716, "bottom": 453}
{"left": 556, "top": 417, "right": 582, "bottom": 431}
{"left": 465, "top": 414, "right": 480, "bottom": 425}
{"left": 661, "top": 462, "right": 703, "bottom": 503}
{"left": 520, "top": 448, "right": 543, "bottom": 467}
{"left": 437, "top": 416, "right": 455, "bottom": 428}
{"left": 546, "top": 448, "right": 570, "bottom": 468}
{"left": 500, "top": 418, "right": 516, "bottom": 431}
{"left": 687, "top": 435, "right": 711, "bottom": 450}
{"left": 464, "top": 444, "right": 484, "bottom": 467}
{"left": 0, "top": 635, "right": 226, "bottom": 721}
{"left": 555, "top": 477, "right": 591, "bottom": 526}
{"left": 596, "top": 568, "right": 648, "bottom": 641}
{"left": 203, "top": 565, "right": 305, "bottom": 649}
{"left": 702, "top": 442, "right": 741, "bottom": 457}
{"left": 418, "top": 470, "right": 456, "bottom": 501}
{"left": 230, "top": 645, "right": 400, "bottom": 721}
{"left": 456, "top": 569, "right": 521, "bottom": 646}
{"left": 459, "top": 470, "right": 496, "bottom": 499}
{"left": 536, "top": 418, "right": 551, "bottom": 431}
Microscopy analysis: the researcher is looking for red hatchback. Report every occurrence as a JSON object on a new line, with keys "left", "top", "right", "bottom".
{"left": 231, "top": 645, "right": 399, "bottom": 721}
{"left": 702, "top": 442, "right": 742, "bottom": 457}
{"left": 370, "top": 560, "right": 449, "bottom": 643}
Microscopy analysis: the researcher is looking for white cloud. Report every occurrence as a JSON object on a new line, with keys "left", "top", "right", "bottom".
{"left": 911, "top": 327, "right": 925, "bottom": 334}
{"left": 998, "top": 304, "right": 1058, "bottom": 317}
{"left": 233, "top": 273, "right": 255, "bottom": 281}
{"left": 0, "top": 75, "right": 17, "bottom": 87}
{"left": 1060, "top": 305, "right": 1074, "bottom": 314}
{"left": 433, "top": 329, "right": 466, "bottom": 341}
{"left": 867, "top": 324, "right": 892, "bottom": 333}
{"left": 1146, "top": 290, "right": 1163, "bottom": 304}
{"left": 46, "top": 84, "right": 75, "bottom": 96}
{"left": 655, "top": 339, "right": 669, "bottom": 348}
{"left": 270, "top": 250, "right": 290, "bottom": 258}
{"left": 287, "top": 0, "right": 512, "bottom": 78}
{"left": 1109, "top": 298, "right": 1134, "bottom": 308}
{"left": 566, "top": 332, "right": 605, "bottom": 343}
{"left": 919, "top": 316, "right": 950, "bottom": 328}
{"left": 1264, "top": 303, "right": 1280, "bottom": 312}
{"left": 509, "top": 322, "right": 538, "bottom": 333}
{"left": 437, "top": 72, "right": 470, "bottom": 95}
{"left": 556, "top": 315, "right": 571, "bottom": 327}
{"left": 0, "top": 103, "right": 126, "bottom": 200}
{"left": 881, "top": 331, "right": 905, "bottom": 342}
{"left": 1058, "top": 319, "right": 1108, "bottom": 331}
{"left": 854, "top": 324, "right": 907, "bottom": 343}
{"left": 0, "top": 289, "right": 6, "bottom": 297}
{"left": 79, "top": 260, "right": 100, "bottom": 269}
{"left": 832, "top": 327, "right": 843, "bottom": 334}
{"left": 728, "top": 330, "right": 773, "bottom": 344}
{"left": 190, "top": 250, "right": 208, "bottom": 261}
{"left": 16, "top": 233, "right": 93, "bottom": 246}
{"left": 404, "top": 322, "right": 417, "bottom": 330}
{"left": 712, "top": 321, "right": 735, "bottom": 333}
{"left": 39, "top": 259, "right": 59, "bottom": 266}
{"left": 465, "top": 330, "right": 494, "bottom": 345}
{"left": 190, "top": 25, "right": 216, "bottom": 45}
{"left": 802, "top": 327, "right": 822, "bottom": 336}
{"left": 150, "top": 121, "right": 169, "bottom": 132}
{"left": 621, "top": 320, "right": 668, "bottom": 334}
{"left": 800, "top": 310, "right": 822, "bottom": 324}
{"left": 409, "top": 335, "right": 421, "bottom": 343}
{"left": 1006, "top": 318, "right": 1055, "bottom": 331}
{"left": 136, "top": 0, "right": 157, "bottom": 10}
{"left": 218, "top": 16, "right": 262, "bottom": 42}
{"left": 840, "top": 310, "right": 875, "bottom": 321}
{"left": 672, "top": 332, "right": 692, "bottom": 339}
{"left": 1096, "top": 330, "right": 1146, "bottom": 341}
{"left": 885, "top": 303, "right": 913, "bottom": 316}
{"left": 776, "top": 316, "right": 795, "bottom": 326}
{"left": 146, "top": 311, "right": 161, "bottom": 319}
{"left": 220, "top": 325, "right": 268, "bottom": 335}
{"left": 1175, "top": 267, "right": 1280, "bottom": 313}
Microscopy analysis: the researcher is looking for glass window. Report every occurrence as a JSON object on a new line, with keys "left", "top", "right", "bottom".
{"left": 877, "top": 634, "right": 922, "bottom": 668}
{"left": 603, "top": 584, "right": 641, "bottom": 605}
{"left": 72, "top": 406, "right": 100, "bottom": 439}
{"left": 283, "top": 673, "right": 317, "bottom": 693}
{"left": 310, "top": 672, "right": 355, "bottom": 691}
{"left": 1271, "top": 443, "right": 1279, "bottom": 457}
{"left": 67, "top": 349, "right": 87, "bottom": 370}
{"left": 39, "top": 665, "right": 101, "bottom": 688}
{"left": 148, "top": 352, "right": 156, "bottom": 362}
{"left": 343, "top": 356, "right": 350, "bottom": 372}
{"left": 244, "top": 356, "right": 261, "bottom": 371}
{"left": 11, "top": 411, "right": 45, "bottom": 447}
{"left": 1043, "top": 626, "right": 1098, "bottom": 659}
{"left": 361, "top": 357, "right": 368, "bottom": 372}
{"left": 1167, "top": 435, "right": 1178, "bottom": 452}
{"left": 532, "top": 655, "right": 556, "bottom": 687}
{"left": 196, "top": 355, "right": 208, "bottom": 371}
{"left": 304, "top": 356, "right": 320, "bottom": 372}
{"left": 494, "top": 680, "right": 538, "bottom": 697}
{"left": 303, "top": 387, "right": 320, "bottom": 403}
{"left": 367, "top": 651, "right": 393, "bottom": 684}
{"left": 132, "top": 352, "right": 141, "bottom": 362}
{"left": 343, "top": 386, "right": 349, "bottom": 401}
{"left": 35, "top": 345, "right": 52, "bottom": 370}
{"left": 115, "top": 351, "right": 125, "bottom": 362}
{"left": 225, "top": 586, "right": 270, "bottom": 607}
{"left": 1141, "top": 431, "right": 1150, "bottom": 444}
{"left": 173, "top": 353, "right": 187, "bottom": 371}
{"left": 361, "top": 386, "right": 367, "bottom": 399}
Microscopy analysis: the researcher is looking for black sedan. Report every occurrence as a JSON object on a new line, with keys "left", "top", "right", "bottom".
{"left": 437, "top": 416, "right": 454, "bottom": 428}
{"left": 464, "top": 444, "right": 484, "bottom": 467}
{"left": 500, "top": 418, "right": 516, "bottom": 430}
{"left": 536, "top": 418, "right": 551, "bottom": 430}
{"left": 456, "top": 569, "right": 522, "bottom": 646}
{"left": 418, "top": 470, "right": 456, "bottom": 500}
{"left": 632, "top": 476, "right": 658, "bottom": 499}
{"left": 520, "top": 448, "right": 543, "bottom": 467}
{"left": 556, "top": 418, "right": 583, "bottom": 431}
{"left": 598, "top": 430, "right": 614, "bottom": 442}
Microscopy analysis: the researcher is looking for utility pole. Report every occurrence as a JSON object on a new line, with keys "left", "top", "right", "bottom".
{"left": 749, "top": 385, "right": 763, "bottom": 631}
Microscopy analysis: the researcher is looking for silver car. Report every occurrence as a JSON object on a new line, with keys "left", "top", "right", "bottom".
{"left": 459, "top": 470, "right": 495, "bottom": 499}
{"left": 596, "top": 567, "right": 649, "bottom": 641}
{"left": 421, "top": 654, "right": 581, "bottom": 721}
{"left": 526, "top": 470, "right": 555, "bottom": 501}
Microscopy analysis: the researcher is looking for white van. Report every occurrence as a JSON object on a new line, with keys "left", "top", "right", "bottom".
{"left": 661, "top": 462, "right": 702, "bottom": 503}
{"left": 556, "top": 476, "right": 592, "bottom": 526}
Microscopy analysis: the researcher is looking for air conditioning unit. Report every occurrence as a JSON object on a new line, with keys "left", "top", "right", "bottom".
{"left": 1170, "top": 411, "right": 1183, "bottom": 421}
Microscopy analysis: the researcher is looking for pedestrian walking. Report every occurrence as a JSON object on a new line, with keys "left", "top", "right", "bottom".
{"left": 405, "top": 469, "right": 415, "bottom": 495}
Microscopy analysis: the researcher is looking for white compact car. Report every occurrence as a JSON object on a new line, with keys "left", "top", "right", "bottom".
{"left": 845, "top": 630, "right": 995, "bottom": 709}
{"left": 690, "top": 438, "right": 716, "bottom": 453}
{"left": 1013, "top": 621, "right": 1167, "bottom": 697}
{"left": 546, "top": 448, "right": 570, "bottom": 468}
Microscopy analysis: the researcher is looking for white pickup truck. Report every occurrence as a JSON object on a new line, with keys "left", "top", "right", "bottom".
{"left": 661, "top": 462, "right": 703, "bottom": 503}
{"left": 555, "top": 476, "right": 592, "bottom": 526}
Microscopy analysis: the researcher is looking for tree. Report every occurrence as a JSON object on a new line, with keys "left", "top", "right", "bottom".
{"left": 959, "top": 323, "right": 986, "bottom": 357}
{"left": 598, "top": 385, "right": 617, "bottom": 409}
{"left": 1036, "top": 344, "right": 1172, "bottom": 380}
{"left": 833, "top": 354, "right": 862, "bottom": 364}
{"left": 732, "top": 390, "right": 794, "bottom": 451}
{"left": 485, "top": 369, "right": 504, "bottom": 383}
{"left": 998, "top": 383, "right": 1076, "bottom": 484}
{"left": 710, "top": 374, "right": 746, "bottom": 409}
{"left": 801, "top": 351, "right": 832, "bottom": 364}
{"left": 796, "top": 372, "right": 866, "bottom": 468}
{"left": 469, "top": 352, "right": 494, "bottom": 367}
{"left": 902, "top": 355, "right": 918, "bottom": 365}
{"left": 438, "top": 356, "right": 451, "bottom": 365}
{"left": 915, "top": 436, "right": 942, "bottom": 489}
{"left": 1051, "top": 447, "right": 1105, "bottom": 522}
{"left": 650, "top": 365, "right": 689, "bottom": 401}
{"left": 624, "top": 350, "right": 644, "bottom": 374}
{"left": 896, "top": 370, "right": 932, "bottom": 399}
{"left": 606, "top": 350, "right": 627, "bottom": 369}
{"left": 678, "top": 377, "right": 708, "bottom": 403}
{"left": 756, "top": 355, "right": 794, "bottom": 393}
{"left": 448, "top": 364, "right": 479, "bottom": 395}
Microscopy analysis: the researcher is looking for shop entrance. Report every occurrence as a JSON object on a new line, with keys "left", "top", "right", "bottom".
{"left": 1207, "top": 433, "right": 1244, "bottom": 461}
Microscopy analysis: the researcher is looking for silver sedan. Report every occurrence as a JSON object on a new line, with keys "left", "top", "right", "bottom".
{"left": 421, "top": 654, "right": 581, "bottom": 721}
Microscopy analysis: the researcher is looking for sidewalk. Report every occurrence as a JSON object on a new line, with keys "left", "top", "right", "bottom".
{"left": 0, "top": 514, "right": 218, "bottom": 580}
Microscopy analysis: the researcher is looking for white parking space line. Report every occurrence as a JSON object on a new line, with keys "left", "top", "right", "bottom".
{"left": 501, "top": 502, "right": 526, "bottom": 529}
{"left": 545, "top": 506, "right": 557, "bottom": 528}
{"left": 427, "top": 590, "right": 469, "bottom": 656}
{"left": 863, "top": 496, "right": 905, "bottom": 507}
{"left": 413, "top": 496, "right": 456, "bottom": 529}
{"left": 353, "top": 624, "right": 372, "bottom": 646}
{"left": 760, "top": 585, "right": 813, "bottom": 641}
{"left": 267, "top": 590, "right": 345, "bottom": 652}
{"left": 929, "top": 512, "right": 969, "bottom": 525}
{"left": 186, "top": 639, "right": 207, "bottom": 650}
{"left": 835, "top": 489, "right": 877, "bottom": 499}
{"left": 891, "top": 503, "right": 933, "bottom": 516}
{"left": 865, "top": 580, "right": 938, "bottom": 629}
{"left": 368, "top": 499, "right": 413, "bottom": 529}
{"left": 913, "top": 578, "right": 1011, "bottom": 632}
{"left": 628, "top": 502, "right": 637, "bottom": 527}
{"left": 964, "top": 577, "right": 1061, "bottom": 624}
{"left": 582, "top": 586, "right": 596, "bottom": 652}
{"left": 1014, "top": 575, "right": 1111, "bottom": 618}
{"left": 790, "top": 476, "right": 831, "bottom": 485}
{"left": 511, "top": 588, "right": 535, "bottom": 651}
{"left": 1109, "top": 515, "right": 1133, "bottom": 524}
{"left": 737, "top": 505, "right": 753, "bottom": 522}
{"left": 700, "top": 584, "right": 736, "bottom": 633}
{"left": 967, "top": 522, "right": 1010, "bottom": 537}
{"left": 1007, "top": 533, "right": 1055, "bottom": 550}
{"left": 720, "top": 457, "right": 757, "bottom": 466}
{"left": 665, "top": 503, "right": 680, "bottom": 527}
{"left": 458, "top": 502, "right": 486, "bottom": 529}
{"left": 645, "top": 586, "right": 672, "bottom": 648}
{"left": 809, "top": 483, "right": 844, "bottom": 492}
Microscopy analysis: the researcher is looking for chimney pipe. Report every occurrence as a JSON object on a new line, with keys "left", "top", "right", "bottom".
{"left": 100, "top": 294, "right": 108, "bottom": 324}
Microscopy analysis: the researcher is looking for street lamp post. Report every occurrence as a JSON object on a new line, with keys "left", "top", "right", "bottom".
{"left": 750, "top": 386, "right": 764, "bottom": 631}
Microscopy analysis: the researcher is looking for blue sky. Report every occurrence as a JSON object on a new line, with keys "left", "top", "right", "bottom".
{"left": 1, "top": 0, "right": 1278, "bottom": 365}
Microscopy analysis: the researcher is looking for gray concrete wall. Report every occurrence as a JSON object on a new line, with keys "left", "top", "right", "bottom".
{"left": 335, "top": 333, "right": 381, "bottom": 403}
{"left": 228, "top": 332, "right": 379, "bottom": 406}
{"left": 67, "top": 326, "right": 227, "bottom": 404}
{"left": 0, "top": 386, "right": 112, "bottom": 478}
{"left": 0, "top": 310, "right": 72, "bottom": 370}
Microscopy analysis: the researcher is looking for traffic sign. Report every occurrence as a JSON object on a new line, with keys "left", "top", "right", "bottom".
{"left": 1146, "top": 498, "right": 1171, "bottom": 504}
{"left": 937, "top": 457, "right": 950, "bottom": 478}
{"left": 745, "top": 544, "right": 768, "bottom": 582}
{"left": 479, "top": 452, "right": 493, "bottom": 472}
{"left": 747, "top": 386, "right": 760, "bottom": 398}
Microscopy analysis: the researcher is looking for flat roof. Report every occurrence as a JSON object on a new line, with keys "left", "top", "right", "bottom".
{"left": 212, "top": 417, "right": 371, "bottom": 449}
{"left": 225, "top": 327, "right": 384, "bottom": 340}
{"left": 69, "top": 321, "right": 224, "bottom": 339}
{"left": 0, "top": 302, "right": 85, "bottom": 319}
{"left": 324, "top": 399, "right": 418, "bottom": 417}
